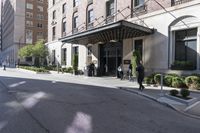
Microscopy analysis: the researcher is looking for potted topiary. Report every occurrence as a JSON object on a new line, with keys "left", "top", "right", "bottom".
{"left": 169, "top": 89, "right": 179, "bottom": 96}
{"left": 180, "top": 88, "right": 190, "bottom": 99}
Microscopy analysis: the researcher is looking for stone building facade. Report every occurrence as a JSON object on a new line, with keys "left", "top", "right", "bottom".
{"left": 47, "top": 0, "right": 200, "bottom": 76}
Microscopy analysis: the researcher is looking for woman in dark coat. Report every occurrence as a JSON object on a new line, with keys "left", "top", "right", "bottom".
{"left": 136, "top": 60, "right": 145, "bottom": 91}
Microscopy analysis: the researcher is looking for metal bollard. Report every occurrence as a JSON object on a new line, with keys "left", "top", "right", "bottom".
{"left": 160, "top": 73, "right": 164, "bottom": 96}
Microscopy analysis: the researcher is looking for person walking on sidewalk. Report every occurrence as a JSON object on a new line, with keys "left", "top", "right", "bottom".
{"left": 2, "top": 60, "right": 6, "bottom": 71}
{"left": 128, "top": 63, "right": 132, "bottom": 81}
{"left": 136, "top": 60, "right": 145, "bottom": 91}
{"left": 118, "top": 64, "right": 123, "bottom": 80}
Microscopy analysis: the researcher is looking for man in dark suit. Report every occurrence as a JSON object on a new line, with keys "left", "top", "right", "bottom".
{"left": 136, "top": 60, "right": 145, "bottom": 91}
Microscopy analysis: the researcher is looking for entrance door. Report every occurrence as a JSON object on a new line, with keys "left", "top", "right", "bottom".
{"left": 100, "top": 42, "right": 122, "bottom": 76}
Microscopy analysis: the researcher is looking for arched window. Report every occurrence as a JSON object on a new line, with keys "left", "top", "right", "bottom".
{"left": 169, "top": 16, "right": 199, "bottom": 70}
{"left": 106, "top": 0, "right": 115, "bottom": 23}
{"left": 87, "top": 4, "right": 94, "bottom": 29}
{"left": 62, "top": 18, "right": 66, "bottom": 36}
{"left": 72, "top": 12, "right": 79, "bottom": 34}
{"left": 73, "top": 0, "right": 79, "bottom": 7}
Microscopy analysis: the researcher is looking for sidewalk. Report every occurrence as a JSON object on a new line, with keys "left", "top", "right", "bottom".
{"left": 120, "top": 85, "right": 200, "bottom": 119}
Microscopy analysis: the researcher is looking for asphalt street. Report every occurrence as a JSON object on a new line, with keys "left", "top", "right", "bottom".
{"left": 0, "top": 68, "right": 200, "bottom": 133}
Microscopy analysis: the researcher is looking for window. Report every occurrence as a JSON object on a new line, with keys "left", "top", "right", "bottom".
{"left": 26, "top": 20, "right": 33, "bottom": 27}
{"left": 73, "top": 46, "right": 79, "bottom": 54}
{"left": 62, "top": 19, "right": 66, "bottom": 36}
{"left": 37, "top": 23, "right": 43, "bottom": 28}
{"left": 53, "top": 10, "right": 56, "bottom": 19}
{"left": 38, "top": 0, "right": 43, "bottom": 3}
{"left": 37, "top": 14, "right": 44, "bottom": 20}
{"left": 26, "top": 30, "right": 33, "bottom": 44}
{"left": 73, "top": 0, "right": 79, "bottom": 7}
{"left": 37, "top": 6, "right": 43, "bottom": 12}
{"left": 74, "top": 16, "right": 78, "bottom": 28}
{"left": 26, "top": 3, "right": 33, "bottom": 9}
{"left": 134, "top": 0, "right": 144, "bottom": 7}
{"left": 25, "top": 57, "right": 32, "bottom": 62}
{"left": 62, "top": 3, "right": 66, "bottom": 14}
{"left": 88, "top": 9, "right": 94, "bottom": 24}
{"left": 174, "top": 28, "right": 197, "bottom": 69}
{"left": 52, "top": 26, "right": 56, "bottom": 40}
{"left": 26, "top": 12, "right": 33, "bottom": 18}
{"left": 62, "top": 48, "right": 67, "bottom": 65}
{"left": 37, "top": 32, "right": 43, "bottom": 40}
{"left": 38, "top": 0, "right": 44, "bottom": 3}
{"left": 106, "top": 0, "right": 114, "bottom": 16}
{"left": 87, "top": 46, "right": 92, "bottom": 56}
{"left": 73, "top": 13, "right": 78, "bottom": 33}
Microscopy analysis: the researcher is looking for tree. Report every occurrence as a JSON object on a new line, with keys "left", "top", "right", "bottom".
{"left": 131, "top": 50, "right": 141, "bottom": 76}
{"left": 32, "top": 40, "right": 48, "bottom": 59}
{"left": 18, "top": 40, "right": 48, "bottom": 67}
{"left": 18, "top": 44, "right": 34, "bottom": 58}
{"left": 32, "top": 40, "right": 48, "bottom": 67}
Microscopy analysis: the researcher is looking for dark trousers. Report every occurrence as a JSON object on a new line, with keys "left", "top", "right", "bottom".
{"left": 120, "top": 71, "right": 123, "bottom": 80}
{"left": 3, "top": 65, "right": 6, "bottom": 70}
{"left": 138, "top": 77, "right": 144, "bottom": 90}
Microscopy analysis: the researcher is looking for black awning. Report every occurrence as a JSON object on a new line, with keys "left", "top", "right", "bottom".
{"left": 60, "top": 20, "right": 154, "bottom": 44}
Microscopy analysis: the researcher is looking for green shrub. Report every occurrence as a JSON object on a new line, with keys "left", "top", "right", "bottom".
{"left": 180, "top": 88, "right": 190, "bottom": 98}
{"left": 19, "top": 66, "right": 49, "bottom": 73}
{"left": 144, "top": 77, "right": 151, "bottom": 84}
{"left": 154, "top": 74, "right": 161, "bottom": 85}
{"left": 164, "top": 75, "right": 173, "bottom": 87}
{"left": 131, "top": 50, "right": 141, "bottom": 76}
{"left": 63, "top": 67, "right": 73, "bottom": 73}
{"left": 73, "top": 54, "right": 78, "bottom": 73}
{"left": 169, "top": 89, "right": 179, "bottom": 96}
{"left": 171, "top": 77, "right": 185, "bottom": 88}
{"left": 144, "top": 73, "right": 157, "bottom": 84}
{"left": 167, "top": 73, "right": 179, "bottom": 77}
{"left": 45, "top": 65, "right": 57, "bottom": 70}
{"left": 185, "top": 76, "right": 200, "bottom": 90}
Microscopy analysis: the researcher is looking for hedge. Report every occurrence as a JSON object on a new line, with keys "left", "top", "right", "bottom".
{"left": 19, "top": 66, "right": 49, "bottom": 73}
{"left": 185, "top": 76, "right": 200, "bottom": 90}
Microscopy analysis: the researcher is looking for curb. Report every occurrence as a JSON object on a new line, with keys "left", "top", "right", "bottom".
{"left": 119, "top": 87, "right": 200, "bottom": 120}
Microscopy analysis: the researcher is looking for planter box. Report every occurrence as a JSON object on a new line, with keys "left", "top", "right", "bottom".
{"left": 18, "top": 68, "right": 50, "bottom": 74}
{"left": 165, "top": 94, "right": 198, "bottom": 105}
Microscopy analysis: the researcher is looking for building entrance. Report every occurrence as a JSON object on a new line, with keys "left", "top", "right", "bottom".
{"left": 99, "top": 42, "right": 122, "bottom": 76}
